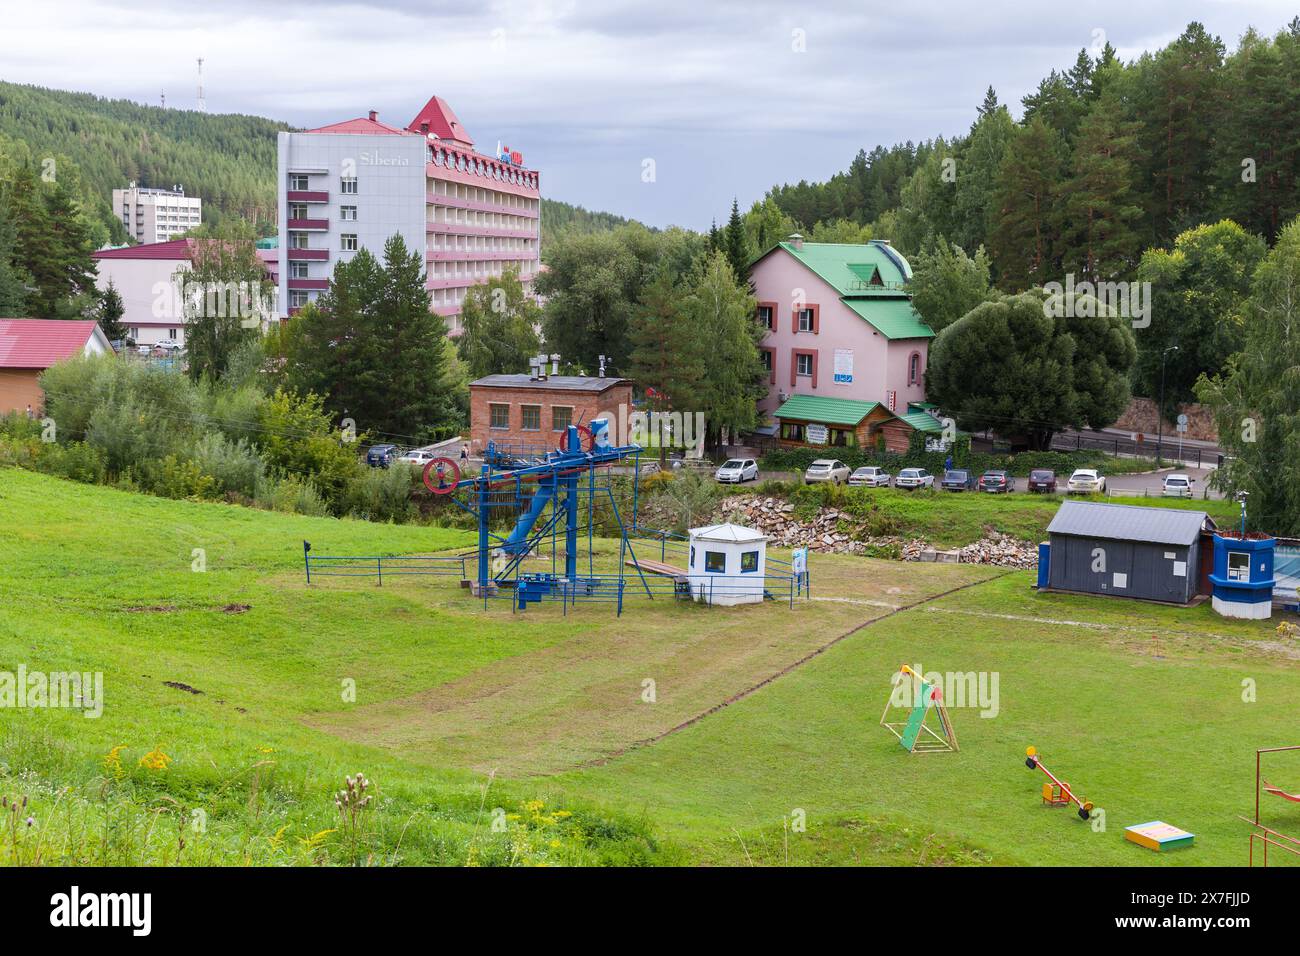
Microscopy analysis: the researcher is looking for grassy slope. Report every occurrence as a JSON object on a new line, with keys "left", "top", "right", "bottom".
{"left": 0, "top": 470, "right": 680, "bottom": 864}
{"left": 560, "top": 572, "right": 1300, "bottom": 865}
{"left": 4, "top": 468, "right": 1293, "bottom": 866}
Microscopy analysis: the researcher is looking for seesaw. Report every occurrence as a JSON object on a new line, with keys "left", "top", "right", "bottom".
{"left": 1025, "top": 746, "right": 1094, "bottom": 820}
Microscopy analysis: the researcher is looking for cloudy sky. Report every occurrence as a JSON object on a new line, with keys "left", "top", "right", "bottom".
{"left": 4, "top": 1, "right": 1297, "bottom": 229}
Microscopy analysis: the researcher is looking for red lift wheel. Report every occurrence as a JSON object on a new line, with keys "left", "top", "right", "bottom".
{"left": 422, "top": 457, "right": 461, "bottom": 495}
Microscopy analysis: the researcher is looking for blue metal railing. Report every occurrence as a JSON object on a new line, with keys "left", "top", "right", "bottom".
{"left": 302, "top": 541, "right": 466, "bottom": 586}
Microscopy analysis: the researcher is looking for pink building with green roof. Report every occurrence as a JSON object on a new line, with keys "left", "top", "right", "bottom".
{"left": 749, "top": 237, "right": 942, "bottom": 450}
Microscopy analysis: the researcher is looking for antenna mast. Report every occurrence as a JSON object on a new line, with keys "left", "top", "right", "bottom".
{"left": 197, "top": 58, "right": 205, "bottom": 112}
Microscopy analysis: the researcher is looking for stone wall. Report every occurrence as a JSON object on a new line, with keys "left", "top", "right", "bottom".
{"left": 1113, "top": 398, "right": 1218, "bottom": 442}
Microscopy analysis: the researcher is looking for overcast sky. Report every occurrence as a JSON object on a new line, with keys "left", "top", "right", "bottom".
{"left": 4, "top": 1, "right": 1297, "bottom": 229}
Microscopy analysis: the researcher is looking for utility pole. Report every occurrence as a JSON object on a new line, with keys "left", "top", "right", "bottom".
{"left": 196, "top": 58, "right": 206, "bottom": 113}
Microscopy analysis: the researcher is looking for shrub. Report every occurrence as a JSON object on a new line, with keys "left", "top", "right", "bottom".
{"left": 345, "top": 465, "right": 417, "bottom": 523}
{"left": 190, "top": 432, "right": 265, "bottom": 498}
{"left": 645, "top": 470, "right": 722, "bottom": 534}
{"left": 36, "top": 441, "right": 106, "bottom": 484}
{"left": 254, "top": 474, "right": 330, "bottom": 516}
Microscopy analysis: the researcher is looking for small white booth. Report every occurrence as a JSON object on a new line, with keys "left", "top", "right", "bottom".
{"left": 687, "top": 523, "right": 768, "bottom": 606}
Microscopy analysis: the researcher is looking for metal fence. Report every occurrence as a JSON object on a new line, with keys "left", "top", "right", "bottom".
{"left": 1049, "top": 431, "right": 1216, "bottom": 467}
{"left": 302, "top": 542, "right": 467, "bottom": 586}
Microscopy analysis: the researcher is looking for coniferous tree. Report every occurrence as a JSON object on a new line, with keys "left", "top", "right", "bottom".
{"left": 1060, "top": 91, "right": 1144, "bottom": 280}
{"left": 96, "top": 279, "right": 128, "bottom": 343}
{"left": 988, "top": 117, "right": 1068, "bottom": 289}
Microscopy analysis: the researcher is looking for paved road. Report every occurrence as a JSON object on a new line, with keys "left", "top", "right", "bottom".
{"left": 746, "top": 465, "right": 1225, "bottom": 500}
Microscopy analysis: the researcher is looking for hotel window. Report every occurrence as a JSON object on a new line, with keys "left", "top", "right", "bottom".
{"left": 757, "top": 304, "right": 773, "bottom": 329}
{"left": 1228, "top": 551, "right": 1250, "bottom": 582}
{"left": 551, "top": 406, "right": 572, "bottom": 431}
{"left": 340, "top": 176, "right": 358, "bottom": 194}
{"left": 289, "top": 202, "right": 307, "bottom": 220}
{"left": 340, "top": 205, "right": 357, "bottom": 221}
{"left": 341, "top": 234, "right": 358, "bottom": 252}
{"left": 290, "top": 232, "right": 309, "bottom": 249}
{"left": 489, "top": 403, "right": 510, "bottom": 430}
{"left": 521, "top": 405, "right": 541, "bottom": 431}
{"left": 289, "top": 291, "right": 309, "bottom": 308}
{"left": 796, "top": 353, "right": 814, "bottom": 377}
{"left": 290, "top": 262, "right": 309, "bottom": 279}
{"left": 288, "top": 174, "right": 309, "bottom": 191}
{"left": 797, "top": 308, "right": 815, "bottom": 332}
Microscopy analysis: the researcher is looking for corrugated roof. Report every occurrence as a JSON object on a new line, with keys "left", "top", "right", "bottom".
{"left": 303, "top": 116, "right": 411, "bottom": 136}
{"left": 774, "top": 394, "right": 880, "bottom": 426}
{"left": 1047, "top": 500, "right": 1214, "bottom": 546}
{"left": 842, "top": 298, "right": 935, "bottom": 340}
{"left": 760, "top": 240, "right": 913, "bottom": 294}
{"left": 93, "top": 239, "right": 195, "bottom": 260}
{"left": 0, "top": 320, "right": 107, "bottom": 368}
{"left": 470, "top": 374, "right": 629, "bottom": 392}
{"left": 897, "top": 408, "right": 946, "bottom": 434}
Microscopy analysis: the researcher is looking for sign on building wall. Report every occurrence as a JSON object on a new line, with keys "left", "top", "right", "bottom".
{"left": 806, "top": 423, "right": 828, "bottom": 444}
{"left": 833, "top": 349, "right": 854, "bottom": 385}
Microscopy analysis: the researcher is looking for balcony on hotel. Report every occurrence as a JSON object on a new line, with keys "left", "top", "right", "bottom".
{"left": 286, "top": 248, "right": 329, "bottom": 261}
{"left": 286, "top": 190, "right": 329, "bottom": 204}
{"left": 287, "top": 218, "right": 329, "bottom": 231}
{"left": 287, "top": 278, "right": 330, "bottom": 291}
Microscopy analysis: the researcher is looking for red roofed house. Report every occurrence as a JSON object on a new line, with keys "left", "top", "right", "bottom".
{"left": 0, "top": 320, "right": 112, "bottom": 415}
{"left": 92, "top": 238, "right": 279, "bottom": 349}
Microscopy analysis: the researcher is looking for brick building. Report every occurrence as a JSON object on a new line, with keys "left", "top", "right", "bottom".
{"left": 468, "top": 374, "right": 633, "bottom": 453}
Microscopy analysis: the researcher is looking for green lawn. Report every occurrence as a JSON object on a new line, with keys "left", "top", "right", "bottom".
{"left": 2, "top": 467, "right": 1295, "bottom": 867}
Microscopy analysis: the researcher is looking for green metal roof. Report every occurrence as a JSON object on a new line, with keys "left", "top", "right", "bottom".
{"left": 760, "top": 240, "right": 913, "bottom": 295}
{"left": 897, "top": 409, "right": 946, "bottom": 434}
{"left": 842, "top": 298, "right": 935, "bottom": 340}
{"left": 774, "top": 394, "right": 881, "bottom": 426}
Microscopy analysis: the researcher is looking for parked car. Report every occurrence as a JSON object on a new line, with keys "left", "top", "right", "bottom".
{"left": 804, "top": 459, "right": 852, "bottom": 485}
{"left": 895, "top": 467, "right": 934, "bottom": 490}
{"left": 366, "top": 443, "right": 398, "bottom": 468}
{"left": 397, "top": 449, "right": 437, "bottom": 468}
{"left": 940, "top": 469, "right": 976, "bottom": 491}
{"left": 715, "top": 458, "right": 758, "bottom": 483}
{"left": 1027, "top": 469, "right": 1057, "bottom": 493}
{"left": 155, "top": 340, "right": 182, "bottom": 352}
{"left": 1067, "top": 468, "right": 1106, "bottom": 494}
{"left": 848, "top": 466, "right": 891, "bottom": 487}
{"left": 978, "top": 470, "right": 1013, "bottom": 493}
{"left": 1162, "top": 473, "right": 1195, "bottom": 498}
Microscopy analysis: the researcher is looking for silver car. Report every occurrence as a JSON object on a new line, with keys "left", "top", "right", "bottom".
{"left": 848, "top": 466, "right": 891, "bottom": 487}
{"left": 804, "top": 459, "right": 852, "bottom": 485}
{"left": 715, "top": 458, "right": 758, "bottom": 483}
{"left": 895, "top": 467, "right": 934, "bottom": 490}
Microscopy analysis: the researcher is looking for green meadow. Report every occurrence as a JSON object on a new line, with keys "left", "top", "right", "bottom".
{"left": 1, "top": 467, "right": 1296, "bottom": 866}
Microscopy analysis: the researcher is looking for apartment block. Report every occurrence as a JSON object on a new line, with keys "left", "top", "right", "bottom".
{"left": 276, "top": 95, "right": 541, "bottom": 332}
{"left": 113, "top": 185, "right": 202, "bottom": 244}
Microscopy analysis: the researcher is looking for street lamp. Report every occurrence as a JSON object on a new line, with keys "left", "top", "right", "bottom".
{"left": 1155, "top": 345, "right": 1179, "bottom": 466}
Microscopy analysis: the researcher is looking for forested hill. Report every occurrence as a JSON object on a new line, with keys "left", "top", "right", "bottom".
{"left": 0, "top": 80, "right": 639, "bottom": 248}
{"left": 0, "top": 81, "right": 287, "bottom": 243}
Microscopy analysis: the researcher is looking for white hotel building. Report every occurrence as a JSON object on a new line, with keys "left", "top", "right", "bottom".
{"left": 276, "top": 95, "right": 541, "bottom": 331}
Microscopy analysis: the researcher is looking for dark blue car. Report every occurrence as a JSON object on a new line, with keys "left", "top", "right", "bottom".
{"left": 366, "top": 444, "right": 398, "bottom": 468}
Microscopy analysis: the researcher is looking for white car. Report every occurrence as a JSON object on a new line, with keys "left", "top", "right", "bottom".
{"left": 715, "top": 458, "right": 758, "bottom": 483}
{"left": 848, "top": 466, "right": 891, "bottom": 487}
{"left": 1162, "top": 473, "right": 1194, "bottom": 498}
{"left": 1067, "top": 469, "right": 1106, "bottom": 494}
{"left": 804, "top": 459, "right": 852, "bottom": 484}
{"left": 397, "top": 449, "right": 438, "bottom": 468}
{"left": 155, "top": 340, "right": 182, "bottom": 352}
{"left": 895, "top": 467, "right": 934, "bottom": 490}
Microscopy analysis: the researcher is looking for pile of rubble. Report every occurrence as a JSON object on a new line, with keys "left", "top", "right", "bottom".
{"left": 710, "top": 495, "right": 1038, "bottom": 569}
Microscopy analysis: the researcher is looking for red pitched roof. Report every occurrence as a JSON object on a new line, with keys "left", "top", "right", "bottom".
{"left": 303, "top": 114, "right": 410, "bottom": 136}
{"left": 92, "top": 238, "right": 196, "bottom": 260}
{"left": 407, "top": 95, "right": 474, "bottom": 146}
{"left": 0, "top": 320, "right": 106, "bottom": 368}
